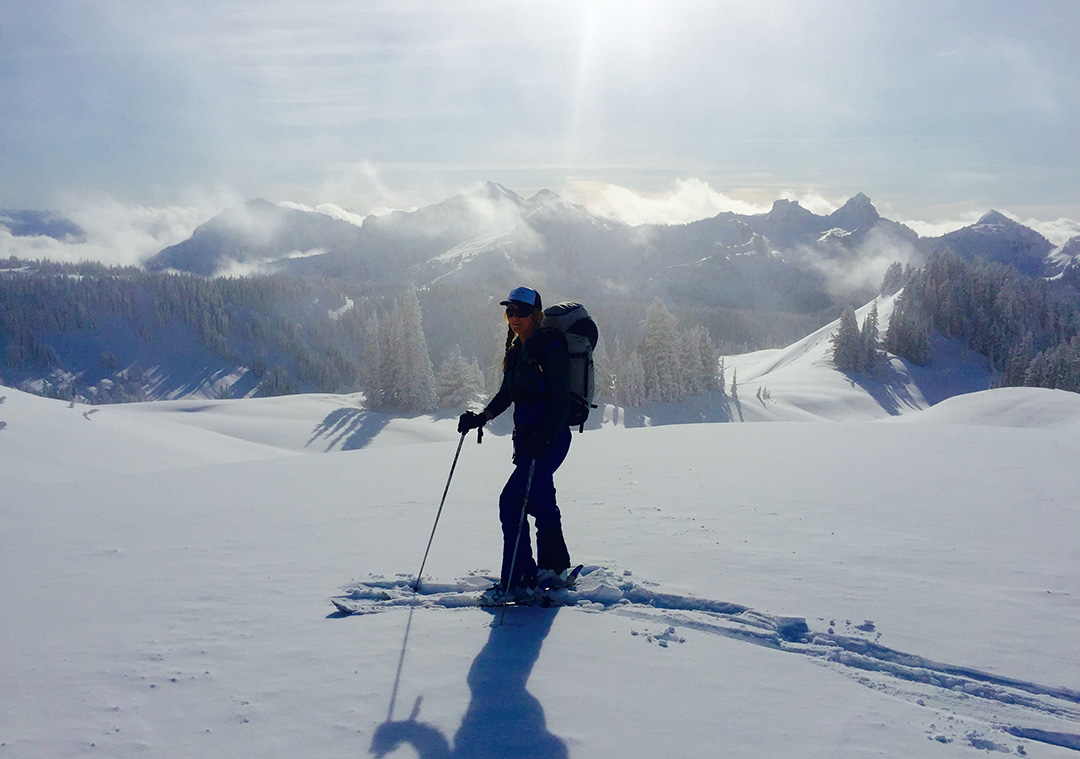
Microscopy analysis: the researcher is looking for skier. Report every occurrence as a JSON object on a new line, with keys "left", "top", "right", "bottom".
{"left": 458, "top": 286, "right": 577, "bottom": 605}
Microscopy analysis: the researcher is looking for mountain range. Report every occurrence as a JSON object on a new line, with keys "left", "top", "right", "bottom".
{"left": 4, "top": 185, "right": 1076, "bottom": 314}
{"left": 137, "top": 184, "right": 1078, "bottom": 306}
{"left": 4, "top": 186, "right": 1079, "bottom": 408}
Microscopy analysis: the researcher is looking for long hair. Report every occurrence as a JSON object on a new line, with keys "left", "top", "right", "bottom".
{"left": 502, "top": 307, "right": 544, "bottom": 370}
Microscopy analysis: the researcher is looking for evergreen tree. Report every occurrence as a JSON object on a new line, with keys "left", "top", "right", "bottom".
{"left": 831, "top": 306, "right": 863, "bottom": 372}
{"left": 682, "top": 325, "right": 719, "bottom": 393}
{"left": 361, "top": 312, "right": 386, "bottom": 407}
{"left": 436, "top": 345, "right": 486, "bottom": 410}
{"left": 884, "top": 290, "right": 932, "bottom": 365}
{"left": 380, "top": 287, "right": 437, "bottom": 413}
{"left": 880, "top": 261, "right": 905, "bottom": 296}
{"left": 592, "top": 337, "right": 614, "bottom": 401}
{"left": 860, "top": 301, "right": 881, "bottom": 372}
{"left": 679, "top": 327, "right": 708, "bottom": 395}
{"left": 618, "top": 350, "right": 647, "bottom": 408}
{"left": 640, "top": 299, "right": 683, "bottom": 402}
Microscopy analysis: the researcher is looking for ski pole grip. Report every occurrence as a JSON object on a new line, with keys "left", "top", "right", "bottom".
{"left": 477, "top": 426, "right": 483, "bottom": 444}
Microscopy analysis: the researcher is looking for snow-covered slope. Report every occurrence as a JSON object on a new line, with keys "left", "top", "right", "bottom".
{"left": 887, "top": 386, "right": 1080, "bottom": 429}
{"left": 0, "top": 388, "right": 464, "bottom": 482}
{"left": 2, "top": 370, "right": 1079, "bottom": 757}
{"left": 717, "top": 292, "right": 994, "bottom": 422}
{"left": 0, "top": 388, "right": 296, "bottom": 481}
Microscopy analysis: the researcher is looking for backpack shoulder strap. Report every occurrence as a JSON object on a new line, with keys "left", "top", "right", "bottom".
{"left": 527, "top": 327, "right": 567, "bottom": 355}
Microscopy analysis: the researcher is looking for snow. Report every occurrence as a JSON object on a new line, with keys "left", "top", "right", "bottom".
{"left": 3, "top": 321, "right": 1080, "bottom": 757}
{"left": 719, "top": 293, "right": 996, "bottom": 423}
{"left": 888, "top": 386, "right": 1080, "bottom": 429}
{"left": 327, "top": 296, "right": 355, "bottom": 321}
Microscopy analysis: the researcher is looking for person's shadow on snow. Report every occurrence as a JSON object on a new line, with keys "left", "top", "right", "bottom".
{"left": 371, "top": 606, "right": 568, "bottom": 759}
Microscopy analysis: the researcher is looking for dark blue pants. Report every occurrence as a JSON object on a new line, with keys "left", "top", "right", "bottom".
{"left": 499, "top": 426, "right": 572, "bottom": 589}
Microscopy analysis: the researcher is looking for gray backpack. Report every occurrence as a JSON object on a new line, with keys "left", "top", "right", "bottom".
{"left": 542, "top": 302, "right": 599, "bottom": 431}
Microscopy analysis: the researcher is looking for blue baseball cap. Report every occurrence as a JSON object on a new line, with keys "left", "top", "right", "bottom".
{"left": 500, "top": 286, "right": 542, "bottom": 310}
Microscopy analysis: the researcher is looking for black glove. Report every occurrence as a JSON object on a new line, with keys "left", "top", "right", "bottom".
{"left": 457, "top": 411, "right": 487, "bottom": 434}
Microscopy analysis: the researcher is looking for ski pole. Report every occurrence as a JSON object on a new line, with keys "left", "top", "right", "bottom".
{"left": 412, "top": 431, "right": 468, "bottom": 591}
{"left": 504, "top": 458, "right": 537, "bottom": 594}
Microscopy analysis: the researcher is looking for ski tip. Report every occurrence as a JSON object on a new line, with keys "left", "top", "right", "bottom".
{"left": 331, "top": 598, "right": 365, "bottom": 616}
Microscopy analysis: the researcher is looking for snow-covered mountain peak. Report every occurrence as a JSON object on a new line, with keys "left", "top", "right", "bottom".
{"left": 975, "top": 210, "right": 1016, "bottom": 229}
{"left": 470, "top": 181, "right": 525, "bottom": 206}
{"left": 522, "top": 188, "right": 597, "bottom": 222}
{"left": 527, "top": 188, "right": 561, "bottom": 204}
{"left": 829, "top": 193, "right": 880, "bottom": 232}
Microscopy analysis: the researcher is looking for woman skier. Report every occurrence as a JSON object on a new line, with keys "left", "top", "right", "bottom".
{"left": 458, "top": 286, "right": 577, "bottom": 605}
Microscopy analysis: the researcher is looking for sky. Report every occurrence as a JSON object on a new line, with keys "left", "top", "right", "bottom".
{"left": 2, "top": 0, "right": 1079, "bottom": 261}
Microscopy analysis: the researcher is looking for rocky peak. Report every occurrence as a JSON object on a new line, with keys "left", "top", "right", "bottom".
{"left": 975, "top": 210, "right": 1015, "bottom": 228}
{"left": 829, "top": 193, "right": 880, "bottom": 232}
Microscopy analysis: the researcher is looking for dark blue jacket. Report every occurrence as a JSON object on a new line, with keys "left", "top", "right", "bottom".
{"left": 483, "top": 329, "right": 571, "bottom": 445}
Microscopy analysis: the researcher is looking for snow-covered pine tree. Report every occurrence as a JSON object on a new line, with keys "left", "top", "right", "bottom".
{"left": 680, "top": 325, "right": 719, "bottom": 394}
{"left": 360, "top": 311, "right": 385, "bottom": 407}
{"left": 880, "top": 261, "right": 905, "bottom": 296}
{"left": 392, "top": 287, "right": 437, "bottom": 413}
{"left": 640, "top": 299, "right": 683, "bottom": 402}
{"left": 860, "top": 301, "right": 881, "bottom": 372}
{"left": 364, "top": 288, "right": 436, "bottom": 413}
{"left": 885, "top": 290, "right": 932, "bottom": 365}
{"left": 435, "top": 345, "right": 486, "bottom": 410}
{"left": 831, "top": 306, "right": 863, "bottom": 372}
{"left": 679, "top": 327, "right": 708, "bottom": 396}
{"left": 617, "top": 350, "right": 647, "bottom": 408}
{"left": 592, "top": 337, "right": 614, "bottom": 401}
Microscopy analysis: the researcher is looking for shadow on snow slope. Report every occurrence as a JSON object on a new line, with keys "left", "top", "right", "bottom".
{"left": 307, "top": 407, "right": 391, "bottom": 450}
{"left": 843, "top": 334, "right": 994, "bottom": 417}
{"left": 370, "top": 605, "right": 568, "bottom": 759}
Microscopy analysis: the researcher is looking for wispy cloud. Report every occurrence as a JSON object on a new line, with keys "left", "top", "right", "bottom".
{"left": 801, "top": 226, "right": 921, "bottom": 298}
{"left": 567, "top": 179, "right": 769, "bottom": 226}
{"left": 899, "top": 212, "right": 987, "bottom": 240}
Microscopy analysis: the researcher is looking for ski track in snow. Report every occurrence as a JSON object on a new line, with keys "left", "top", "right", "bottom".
{"left": 334, "top": 565, "right": 1080, "bottom": 755}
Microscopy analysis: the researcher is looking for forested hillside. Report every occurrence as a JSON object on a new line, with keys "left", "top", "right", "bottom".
{"left": 1, "top": 259, "right": 372, "bottom": 403}
{"left": 883, "top": 253, "right": 1080, "bottom": 391}
{"left": 7, "top": 245, "right": 1080, "bottom": 409}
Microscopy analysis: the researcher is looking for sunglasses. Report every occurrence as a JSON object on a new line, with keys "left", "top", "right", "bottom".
{"left": 505, "top": 305, "right": 534, "bottom": 318}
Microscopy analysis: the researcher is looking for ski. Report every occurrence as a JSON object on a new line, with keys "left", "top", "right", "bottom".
{"left": 331, "top": 565, "right": 590, "bottom": 615}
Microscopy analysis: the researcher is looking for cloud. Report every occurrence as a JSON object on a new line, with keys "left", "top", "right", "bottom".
{"left": 1020, "top": 217, "right": 1080, "bottom": 248}
{"left": 0, "top": 191, "right": 236, "bottom": 267}
{"left": 801, "top": 226, "right": 921, "bottom": 298}
{"left": 210, "top": 249, "right": 327, "bottom": 279}
{"left": 567, "top": 179, "right": 770, "bottom": 226}
{"left": 898, "top": 212, "right": 986, "bottom": 239}
{"left": 779, "top": 191, "right": 845, "bottom": 217}
{"left": 277, "top": 161, "right": 449, "bottom": 220}
{"left": 279, "top": 202, "right": 367, "bottom": 227}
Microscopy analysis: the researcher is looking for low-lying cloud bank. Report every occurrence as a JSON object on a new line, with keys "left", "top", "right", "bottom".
{"left": 0, "top": 192, "right": 236, "bottom": 268}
